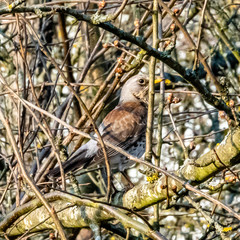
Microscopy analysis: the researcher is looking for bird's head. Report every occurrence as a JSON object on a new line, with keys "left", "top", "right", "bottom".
{"left": 119, "top": 75, "right": 149, "bottom": 104}
{"left": 119, "top": 75, "right": 162, "bottom": 104}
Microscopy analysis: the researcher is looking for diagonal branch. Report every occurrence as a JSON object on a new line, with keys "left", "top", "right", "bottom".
{"left": 0, "top": 192, "right": 167, "bottom": 240}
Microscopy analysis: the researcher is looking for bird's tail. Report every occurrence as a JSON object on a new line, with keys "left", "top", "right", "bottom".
{"left": 48, "top": 146, "right": 93, "bottom": 178}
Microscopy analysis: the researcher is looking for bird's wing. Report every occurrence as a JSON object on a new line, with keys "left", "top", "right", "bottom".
{"left": 48, "top": 102, "right": 146, "bottom": 177}
{"left": 48, "top": 139, "right": 98, "bottom": 177}
{"left": 93, "top": 102, "right": 147, "bottom": 162}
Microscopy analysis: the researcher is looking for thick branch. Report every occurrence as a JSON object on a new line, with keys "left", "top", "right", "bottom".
{"left": 0, "top": 192, "right": 166, "bottom": 240}
{"left": 123, "top": 127, "right": 240, "bottom": 211}
{"left": 1, "top": 127, "right": 240, "bottom": 236}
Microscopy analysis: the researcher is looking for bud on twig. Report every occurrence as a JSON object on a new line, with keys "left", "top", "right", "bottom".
{"left": 172, "top": 185, "right": 178, "bottom": 193}
{"left": 172, "top": 97, "right": 181, "bottom": 104}
{"left": 102, "top": 43, "right": 109, "bottom": 48}
{"left": 167, "top": 93, "right": 173, "bottom": 104}
{"left": 98, "top": 0, "right": 106, "bottom": 10}
{"left": 164, "top": 40, "right": 171, "bottom": 48}
{"left": 170, "top": 23, "right": 176, "bottom": 32}
{"left": 49, "top": 233, "right": 56, "bottom": 240}
{"left": 117, "top": 57, "right": 125, "bottom": 65}
{"left": 189, "top": 141, "right": 196, "bottom": 151}
{"left": 173, "top": 9, "right": 180, "bottom": 15}
{"left": 134, "top": 18, "right": 140, "bottom": 29}
{"left": 114, "top": 40, "right": 119, "bottom": 47}
{"left": 115, "top": 67, "right": 123, "bottom": 74}
{"left": 219, "top": 111, "right": 226, "bottom": 119}
{"left": 161, "top": 184, "right": 167, "bottom": 189}
{"left": 229, "top": 99, "right": 235, "bottom": 108}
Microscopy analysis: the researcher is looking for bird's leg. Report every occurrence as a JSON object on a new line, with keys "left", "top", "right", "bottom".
{"left": 110, "top": 178, "right": 117, "bottom": 194}
{"left": 100, "top": 167, "right": 117, "bottom": 197}
{"left": 68, "top": 172, "right": 81, "bottom": 195}
{"left": 121, "top": 170, "right": 135, "bottom": 190}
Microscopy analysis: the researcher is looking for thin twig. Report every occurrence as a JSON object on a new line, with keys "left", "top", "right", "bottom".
{"left": 145, "top": 0, "right": 158, "bottom": 162}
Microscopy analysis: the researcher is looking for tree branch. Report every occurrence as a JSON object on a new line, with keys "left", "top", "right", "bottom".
{"left": 0, "top": 5, "right": 236, "bottom": 120}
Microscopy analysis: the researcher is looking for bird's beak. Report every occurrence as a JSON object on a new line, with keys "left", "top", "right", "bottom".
{"left": 135, "top": 78, "right": 166, "bottom": 103}
{"left": 154, "top": 78, "right": 165, "bottom": 85}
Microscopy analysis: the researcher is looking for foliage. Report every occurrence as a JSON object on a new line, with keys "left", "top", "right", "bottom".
{"left": 0, "top": 0, "right": 239, "bottom": 239}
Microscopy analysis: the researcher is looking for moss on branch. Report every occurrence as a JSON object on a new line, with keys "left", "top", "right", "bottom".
{"left": 1, "top": 128, "right": 240, "bottom": 236}
{"left": 123, "top": 127, "right": 240, "bottom": 209}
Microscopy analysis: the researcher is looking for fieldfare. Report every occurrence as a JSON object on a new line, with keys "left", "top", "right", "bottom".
{"left": 49, "top": 75, "right": 156, "bottom": 177}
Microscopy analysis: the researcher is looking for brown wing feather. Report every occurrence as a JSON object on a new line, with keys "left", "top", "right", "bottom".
{"left": 94, "top": 102, "right": 147, "bottom": 162}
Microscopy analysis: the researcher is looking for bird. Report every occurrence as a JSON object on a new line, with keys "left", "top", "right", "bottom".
{"left": 49, "top": 75, "right": 158, "bottom": 178}
{"left": 211, "top": 50, "right": 227, "bottom": 76}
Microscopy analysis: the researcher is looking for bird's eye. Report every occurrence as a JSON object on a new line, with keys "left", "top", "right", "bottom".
{"left": 138, "top": 79, "right": 145, "bottom": 85}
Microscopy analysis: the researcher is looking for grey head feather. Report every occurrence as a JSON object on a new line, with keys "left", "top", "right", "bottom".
{"left": 119, "top": 75, "right": 149, "bottom": 104}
